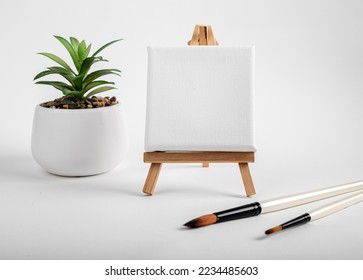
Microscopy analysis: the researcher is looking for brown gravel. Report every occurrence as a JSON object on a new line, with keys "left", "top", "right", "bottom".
{"left": 40, "top": 95, "right": 118, "bottom": 109}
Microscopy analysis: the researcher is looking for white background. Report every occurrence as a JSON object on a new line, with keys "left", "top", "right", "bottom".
{"left": 1, "top": 0, "right": 363, "bottom": 259}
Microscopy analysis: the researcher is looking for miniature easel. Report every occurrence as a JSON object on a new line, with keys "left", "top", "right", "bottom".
{"left": 143, "top": 25, "right": 256, "bottom": 197}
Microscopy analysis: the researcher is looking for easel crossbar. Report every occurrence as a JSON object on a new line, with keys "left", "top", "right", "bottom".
{"left": 144, "top": 152, "right": 254, "bottom": 163}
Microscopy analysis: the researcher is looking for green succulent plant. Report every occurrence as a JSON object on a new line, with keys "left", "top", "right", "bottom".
{"left": 34, "top": 36, "right": 122, "bottom": 101}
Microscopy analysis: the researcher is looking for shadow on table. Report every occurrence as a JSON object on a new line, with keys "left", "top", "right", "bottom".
{"left": 0, "top": 154, "right": 142, "bottom": 196}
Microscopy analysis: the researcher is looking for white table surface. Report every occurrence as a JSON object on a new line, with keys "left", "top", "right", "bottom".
{"left": 1, "top": 143, "right": 363, "bottom": 259}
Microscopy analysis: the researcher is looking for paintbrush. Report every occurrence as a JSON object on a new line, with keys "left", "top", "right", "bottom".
{"left": 184, "top": 180, "right": 363, "bottom": 228}
{"left": 265, "top": 190, "right": 363, "bottom": 235}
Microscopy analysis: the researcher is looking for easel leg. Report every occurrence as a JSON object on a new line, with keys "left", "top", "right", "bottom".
{"left": 202, "top": 162, "right": 209, "bottom": 168}
{"left": 238, "top": 163, "right": 256, "bottom": 197}
{"left": 143, "top": 163, "right": 162, "bottom": 195}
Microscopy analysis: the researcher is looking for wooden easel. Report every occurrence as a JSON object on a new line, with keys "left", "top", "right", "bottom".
{"left": 143, "top": 25, "right": 256, "bottom": 197}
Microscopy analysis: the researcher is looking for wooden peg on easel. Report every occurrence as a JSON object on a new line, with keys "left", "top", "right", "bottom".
{"left": 188, "top": 25, "right": 218, "bottom": 46}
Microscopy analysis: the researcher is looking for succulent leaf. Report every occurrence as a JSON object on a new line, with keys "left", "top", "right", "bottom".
{"left": 67, "top": 75, "right": 84, "bottom": 91}
{"left": 35, "top": 81, "right": 75, "bottom": 91}
{"left": 34, "top": 70, "right": 55, "bottom": 80}
{"left": 85, "top": 44, "right": 92, "bottom": 58}
{"left": 70, "top": 37, "right": 80, "bottom": 52}
{"left": 34, "top": 69, "right": 75, "bottom": 87}
{"left": 92, "top": 39, "right": 122, "bottom": 57}
{"left": 47, "top": 66, "right": 73, "bottom": 76}
{"left": 83, "top": 80, "right": 115, "bottom": 93}
{"left": 85, "top": 86, "right": 116, "bottom": 99}
{"left": 38, "top": 52, "right": 76, "bottom": 75}
{"left": 78, "top": 40, "right": 87, "bottom": 62}
{"left": 79, "top": 56, "right": 107, "bottom": 78}
{"left": 47, "top": 66, "right": 73, "bottom": 75}
{"left": 83, "top": 69, "right": 121, "bottom": 85}
{"left": 54, "top": 35, "right": 81, "bottom": 72}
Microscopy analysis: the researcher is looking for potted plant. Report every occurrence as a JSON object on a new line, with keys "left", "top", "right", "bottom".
{"left": 31, "top": 36, "right": 128, "bottom": 176}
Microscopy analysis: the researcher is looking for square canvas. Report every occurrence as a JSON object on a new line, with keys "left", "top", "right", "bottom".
{"left": 145, "top": 46, "right": 256, "bottom": 152}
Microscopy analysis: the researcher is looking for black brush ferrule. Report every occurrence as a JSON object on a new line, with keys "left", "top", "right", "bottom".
{"left": 214, "top": 202, "right": 262, "bottom": 223}
{"left": 281, "top": 213, "right": 311, "bottom": 230}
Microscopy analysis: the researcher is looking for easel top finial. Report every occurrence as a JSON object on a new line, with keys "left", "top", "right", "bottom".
{"left": 188, "top": 25, "right": 218, "bottom": 46}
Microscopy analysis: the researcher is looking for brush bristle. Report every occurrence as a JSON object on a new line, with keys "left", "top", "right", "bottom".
{"left": 265, "top": 225, "right": 283, "bottom": 235}
{"left": 184, "top": 214, "right": 218, "bottom": 228}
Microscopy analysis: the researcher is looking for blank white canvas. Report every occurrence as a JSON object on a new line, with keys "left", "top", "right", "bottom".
{"left": 145, "top": 46, "right": 256, "bottom": 152}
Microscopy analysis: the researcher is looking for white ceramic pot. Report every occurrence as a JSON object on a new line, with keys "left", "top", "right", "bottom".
{"left": 31, "top": 103, "right": 128, "bottom": 176}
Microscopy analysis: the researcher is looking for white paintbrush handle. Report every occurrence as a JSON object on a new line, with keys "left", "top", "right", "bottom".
{"left": 260, "top": 180, "right": 363, "bottom": 214}
{"left": 310, "top": 190, "right": 363, "bottom": 221}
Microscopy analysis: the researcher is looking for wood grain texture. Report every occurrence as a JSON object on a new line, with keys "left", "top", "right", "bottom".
{"left": 144, "top": 152, "right": 255, "bottom": 163}
{"left": 143, "top": 163, "right": 162, "bottom": 195}
{"left": 199, "top": 26, "right": 207, "bottom": 45}
{"left": 238, "top": 163, "right": 256, "bottom": 197}
{"left": 207, "top": 25, "right": 218, "bottom": 45}
{"left": 188, "top": 25, "right": 200, "bottom": 45}
{"left": 187, "top": 25, "right": 218, "bottom": 46}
